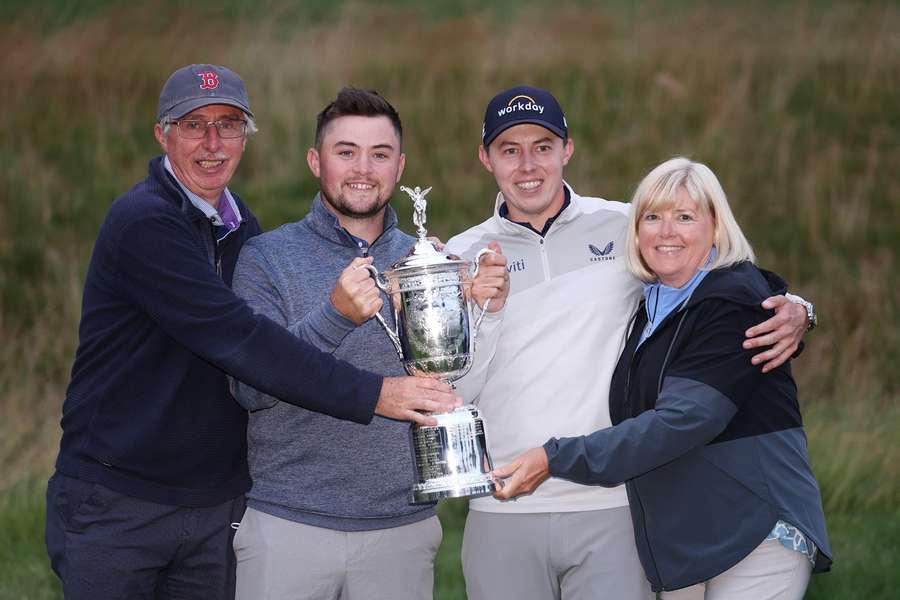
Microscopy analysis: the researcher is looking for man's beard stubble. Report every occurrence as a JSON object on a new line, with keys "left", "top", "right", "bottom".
{"left": 321, "top": 189, "right": 392, "bottom": 220}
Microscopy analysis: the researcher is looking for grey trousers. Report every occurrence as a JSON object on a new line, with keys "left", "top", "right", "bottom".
{"left": 462, "top": 507, "right": 652, "bottom": 600}
{"left": 234, "top": 507, "right": 442, "bottom": 600}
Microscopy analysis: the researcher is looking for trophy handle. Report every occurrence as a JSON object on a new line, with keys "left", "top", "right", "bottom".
{"left": 362, "top": 264, "right": 404, "bottom": 359}
{"left": 470, "top": 248, "right": 496, "bottom": 341}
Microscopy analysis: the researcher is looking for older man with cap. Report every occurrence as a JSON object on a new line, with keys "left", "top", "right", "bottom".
{"left": 44, "top": 64, "right": 459, "bottom": 600}
{"left": 446, "top": 86, "right": 815, "bottom": 600}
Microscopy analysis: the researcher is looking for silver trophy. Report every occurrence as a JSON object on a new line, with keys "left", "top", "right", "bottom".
{"left": 365, "top": 185, "right": 496, "bottom": 504}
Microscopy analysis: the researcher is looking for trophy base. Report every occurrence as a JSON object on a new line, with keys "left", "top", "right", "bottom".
{"left": 410, "top": 473, "right": 497, "bottom": 504}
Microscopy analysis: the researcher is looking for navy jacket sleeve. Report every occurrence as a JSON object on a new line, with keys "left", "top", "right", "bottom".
{"left": 113, "top": 210, "right": 381, "bottom": 424}
{"left": 545, "top": 300, "right": 763, "bottom": 485}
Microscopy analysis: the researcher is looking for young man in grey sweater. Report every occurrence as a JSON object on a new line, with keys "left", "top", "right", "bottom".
{"left": 229, "top": 88, "right": 508, "bottom": 599}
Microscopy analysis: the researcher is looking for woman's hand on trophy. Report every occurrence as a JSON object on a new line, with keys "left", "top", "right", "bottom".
{"left": 491, "top": 447, "right": 550, "bottom": 500}
{"left": 332, "top": 256, "right": 384, "bottom": 325}
{"left": 472, "top": 241, "right": 509, "bottom": 312}
{"left": 375, "top": 377, "right": 462, "bottom": 426}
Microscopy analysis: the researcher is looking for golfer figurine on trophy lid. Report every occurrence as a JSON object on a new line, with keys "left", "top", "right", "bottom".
{"left": 364, "top": 185, "right": 497, "bottom": 503}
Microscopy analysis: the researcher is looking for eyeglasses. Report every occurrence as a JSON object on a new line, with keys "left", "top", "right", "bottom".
{"left": 169, "top": 118, "right": 248, "bottom": 139}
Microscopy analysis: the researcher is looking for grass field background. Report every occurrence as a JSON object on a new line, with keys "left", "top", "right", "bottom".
{"left": 1, "top": 1, "right": 898, "bottom": 598}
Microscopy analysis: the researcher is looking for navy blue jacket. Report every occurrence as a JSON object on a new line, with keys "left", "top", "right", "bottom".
{"left": 545, "top": 262, "right": 831, "bottom": 591}
{"left": 55, "top": 156, "right": 382, "bottom": 507}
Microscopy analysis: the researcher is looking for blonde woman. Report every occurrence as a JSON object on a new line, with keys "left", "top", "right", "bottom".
{"left": 494, "top": 157, "right": 831, "bottom": 599}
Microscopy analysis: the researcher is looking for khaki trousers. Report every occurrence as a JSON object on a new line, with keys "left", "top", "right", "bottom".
{"left": 661, "top": 539, "right": 813, "bottom": 600}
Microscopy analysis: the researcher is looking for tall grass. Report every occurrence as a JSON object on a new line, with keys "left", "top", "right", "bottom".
{"left": 0, "top": 480, "right": 60, "bottom": 599}
{"left": 0, "top": 0, "right": 897, "bottom": 596}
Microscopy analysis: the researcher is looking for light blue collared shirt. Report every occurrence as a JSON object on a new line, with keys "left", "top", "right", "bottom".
{"left": 638, "top": 248, "right": 717, "bottom": 347}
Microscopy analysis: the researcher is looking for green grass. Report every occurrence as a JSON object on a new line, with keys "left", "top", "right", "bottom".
{"left": 435, "top": 499, "right": 469, "bottom": 600}
{"left": 0, "top": 0, "right": 897, "bottom": 597}
{"left": 4, "top": 482, "right": 897, "bottom": 599}
{"left": 0, "top": 480, "right": 60, "bottom": 600}
{"left": 806, "top": 512, "right": 900, "bottom": 600}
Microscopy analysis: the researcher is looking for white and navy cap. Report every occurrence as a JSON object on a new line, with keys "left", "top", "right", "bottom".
{"left": 482, "top": 85, "right": 567, "bottom": 146}
{"left": 156, "top": 64, "right": 253, "bottom": 121}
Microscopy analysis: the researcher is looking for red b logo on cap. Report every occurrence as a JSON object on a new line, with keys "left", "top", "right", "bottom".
{"left": 198, "top": 72, "right": 219, "bottom": 90}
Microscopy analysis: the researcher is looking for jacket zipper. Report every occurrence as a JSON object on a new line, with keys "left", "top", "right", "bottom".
{"left": 633, "top": 481, "right": 663, "bottom": 586}
{"left": 343, "top": 221, "right": 396, "bottom": 259}
{"left": 622, "top": 307, "right": 643, "bottom": 414}
{"left": 538, "top": 237, "right": 551, "bottom": 281}
{"left": 623, "top": 305, "right": 692, "bottom": 589}
{"left": 625, "top": 308, "right": 698, "bottom": 587}
{"left": 210, "top": 217, "right": 246, "bottom": 278}
{"left": 209, "top": 219, "right": 223, "bottom": 276}
{"left": 622, "top": 342, "right": 664, "bottom": 586}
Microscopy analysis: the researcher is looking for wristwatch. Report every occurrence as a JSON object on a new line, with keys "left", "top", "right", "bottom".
{"left": 785, "top": 293, "right": 817, "bottom": 331}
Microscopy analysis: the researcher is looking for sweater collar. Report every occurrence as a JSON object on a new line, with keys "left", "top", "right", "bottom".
{"left": 149, "top": 155, "right": 204, "bottom": 221}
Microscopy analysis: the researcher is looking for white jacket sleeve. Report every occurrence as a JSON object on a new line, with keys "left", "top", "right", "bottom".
{"left": 453, "top": 304, "right": 503, "bottom": 404}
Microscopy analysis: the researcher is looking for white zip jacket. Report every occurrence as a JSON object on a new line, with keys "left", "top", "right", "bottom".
{"left": 447, "top": 183, "right": 642, "bottom": 513}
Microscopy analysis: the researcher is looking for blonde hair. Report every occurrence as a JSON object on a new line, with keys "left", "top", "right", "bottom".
{"left": 625, "top": 157, "right": 755, "bottom": 283}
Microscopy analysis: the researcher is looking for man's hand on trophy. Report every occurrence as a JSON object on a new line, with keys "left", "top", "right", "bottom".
{"left": 491, "top": 447, "right": 550, "bottom": 500}
{"left": 472, "top": 241, "right": 509, "bottom": 312}
{"left": 376, "top": 377, "right": 462, "bottom": 426}
{"left": 332, "top": 256, "right": 384, "bottom": 325}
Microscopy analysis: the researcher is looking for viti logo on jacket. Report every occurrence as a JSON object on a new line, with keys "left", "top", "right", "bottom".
{"left": 497, "top": 95, "right": 544, "bottom": 117}
{"left": 588, "top": 241, "right": 617, "bottom": 262}
{"left": 507, "top": 257, "right": 527, "bottom": 273}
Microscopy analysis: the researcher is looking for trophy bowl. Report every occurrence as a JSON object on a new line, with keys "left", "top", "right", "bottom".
{"left": 382, "top": 261, "right": 474, "bottom": 380}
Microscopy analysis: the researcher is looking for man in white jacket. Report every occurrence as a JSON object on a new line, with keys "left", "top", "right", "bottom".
{"left": 447, "top": 86, "right": 813, "bottom": 600}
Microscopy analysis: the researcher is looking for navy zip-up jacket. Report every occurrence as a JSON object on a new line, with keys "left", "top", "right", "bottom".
{"left": 545, "top": 262, "right": 831, "bottom": 591}
{"left": 55, "top": 156, "right": 381, "bottom": 507}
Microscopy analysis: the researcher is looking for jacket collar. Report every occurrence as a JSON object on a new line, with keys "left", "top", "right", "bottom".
{"left": 305, "top": 192, "right": 399, "bottom": 247}
{"left": 634, "top": 261, "right": 785, "bottom": 361}
{"left": 148, "top": 155, "right": 208, "bottom": 223}
{"left": 491, "top": 180, "right": 583, "bottom": 236}
{"left": 162, "top": 156, "right": 243, "bottom": 228}
{"left": 684, "top": 261, "right": 787, "bottom": 310}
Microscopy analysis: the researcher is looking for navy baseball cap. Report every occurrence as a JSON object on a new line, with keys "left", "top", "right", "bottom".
{"left": 156, "top": 64, "right": 253, "bottom": 121}
{"left": 482, "top": 85, "right": 567, "bottom": 146}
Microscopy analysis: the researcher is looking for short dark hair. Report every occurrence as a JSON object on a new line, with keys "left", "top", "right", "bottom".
{"left": 315, "top": 87, "right": 403, "bottom": 149}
